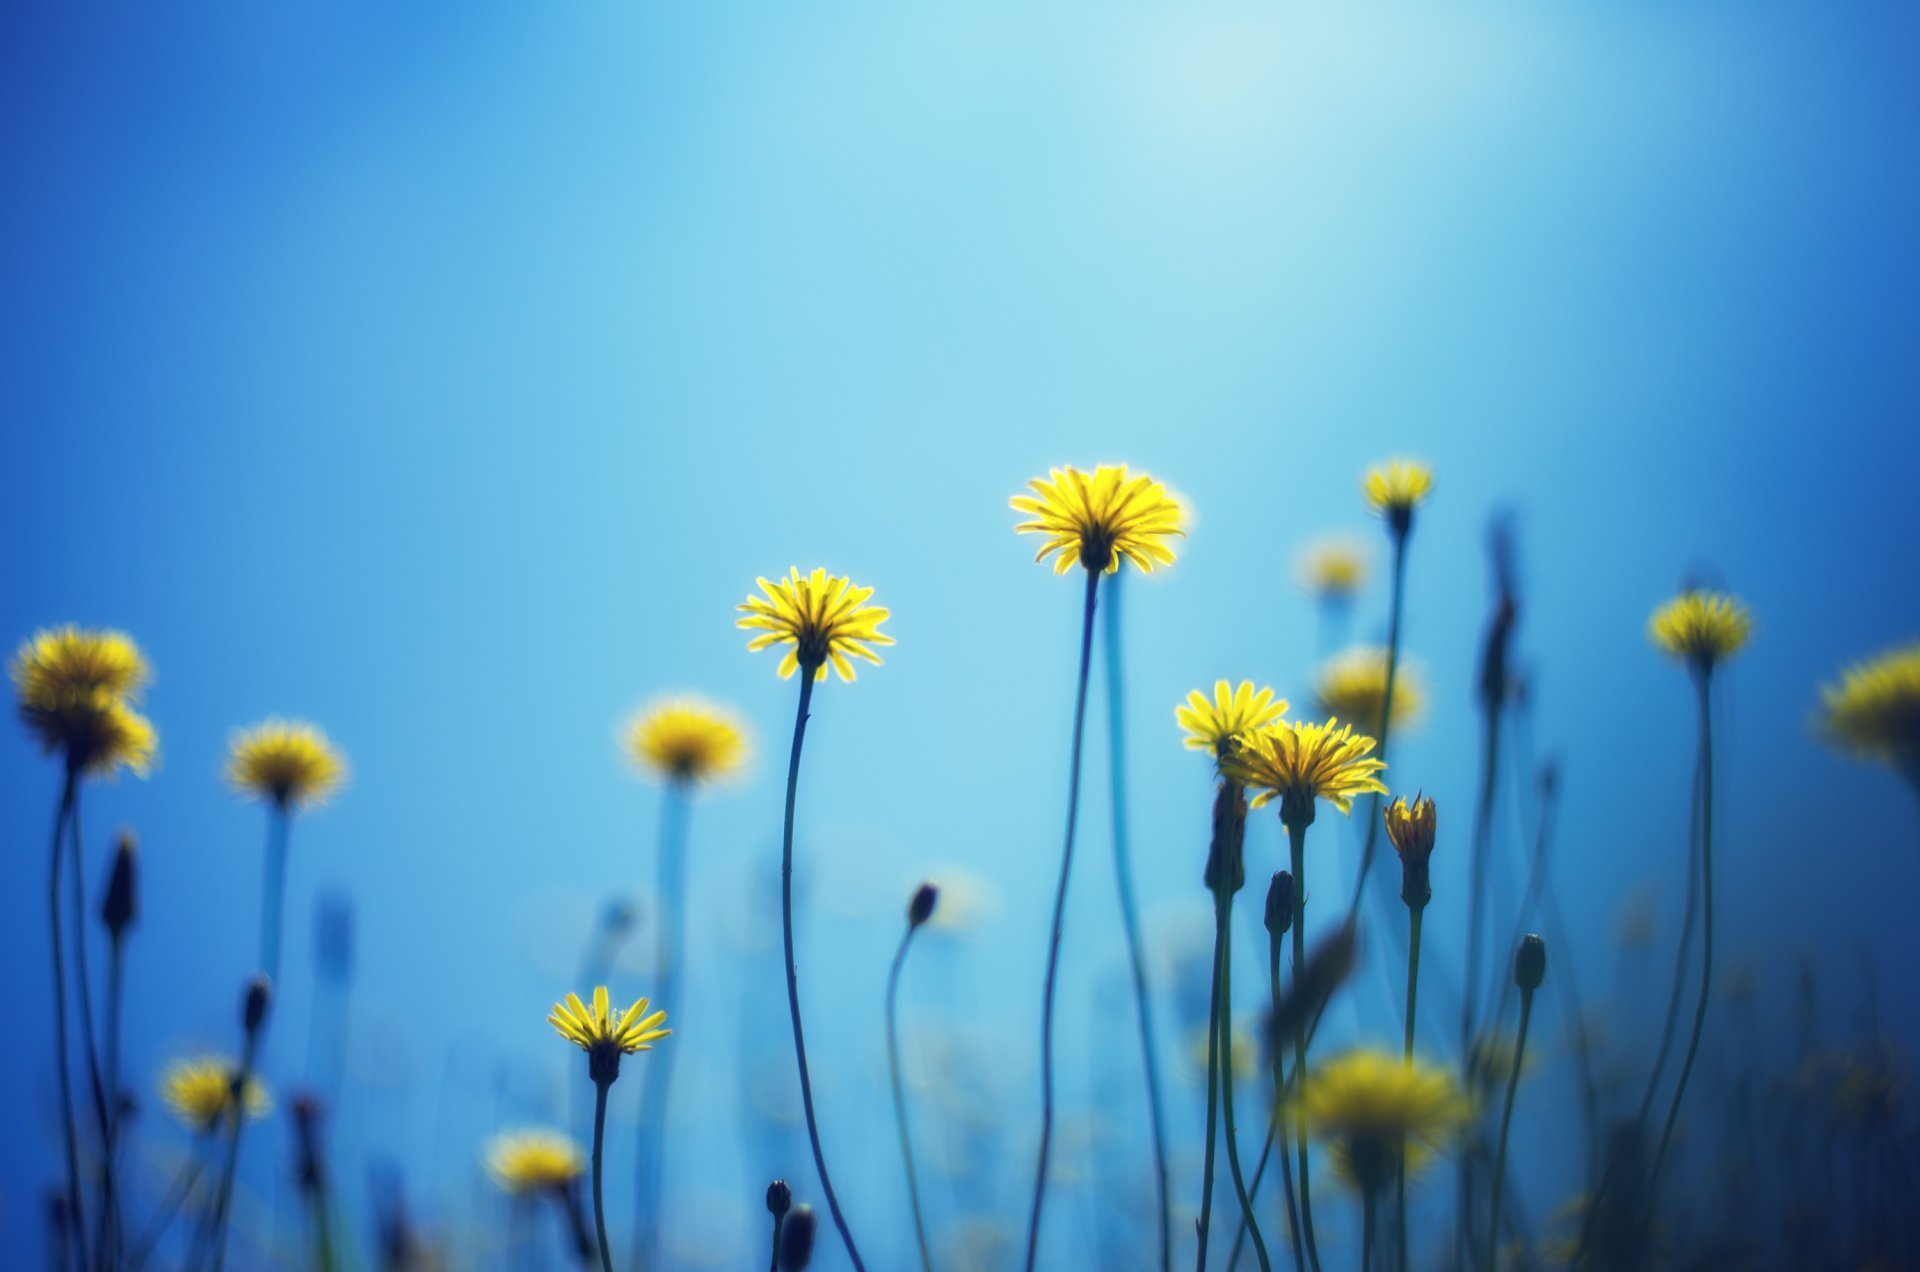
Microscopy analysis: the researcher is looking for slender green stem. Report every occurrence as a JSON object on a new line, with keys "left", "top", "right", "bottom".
{"left": 104, "top": 932, "right": 128, "bottom": 1271}
{"left": 1218, "top": 887, "right": 1272, "bottom": 1272}
{"left": 635, "top": 779, "right": 689, "bottom": 1272}
{"left": 48, "top": 769, "right": 91, "bottom": 1272}
{"left": 125, "top": 1138, "right": 208, "bottom": 1271}
{"left": 887, "top": 922, "right": 935, "bottom": 1272}
{"left": 1102, "top": 574, "right": 1172, "bottom": 1272}
{"left": 1287, "top": 821, "right": 1322, "bottom": 1272}
{"left": 1398, "top": 905, "right": 1425, "bottom": 1272}
{"left": 1486, "top": 988, "right": 1534, "bottom": 1272}
{"left": 1342, "top": 533, "right": 1408, "bottom": 928}
{"left": 768, "top": 1210, "right": 784, "bottom": 1272}
{"left": 1651, "top": 673, "right": 1717, "bottom": 1189}
{"left": 1197, "top": 887, "right": 1228, "bottom": 1271}
{"left": 1022, "top": 566, "right": 1100, "bottom": 1272}
{"left": 1636, "top": 745, "right": 1705, "bottom": 1126}
{"left": 207, "top": 1024, "right": 265, "bottom": 1272}
{"left": 1226, "top": 924, "right": 1302, "bottom": 1272}
{"left": 590, "top": 1078, "right": 614, "bottom": 1272}
{"left": 67, "top": 785, "right": 118, "bottom": 1272}
{"left": 260, "top": 803, "right": 291, "bottom": 987}
{"left": 779, "top": 670, "right": 866, "bottom": 1272}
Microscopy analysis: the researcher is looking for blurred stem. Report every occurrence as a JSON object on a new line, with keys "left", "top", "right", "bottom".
{"left": 48, "top": 768, "right": 91, "bottom": 1272}
{"left": 1287, "top": 820, "right": 1323, "bottom": 1272}
{"left": 308, "top": 1187, "right": 338, "bottom": 1272}
{"left": 68, "top": 784, "right": 117, "bottom": 1270}
{"left": 1460, "top": 695, "right": 1504, "bottom": 1049}
{"left": 1197, "top": 884, "right": 1226, "bottom": 1271}
{"left": 104, "top": 930, "right": 128, "bottom": 1270}
{"left": 207, "top": 1021, "right": 265, "bottom": 1272}
{"left": 1361, "top": 1188, "right": 1377, "bottom": 1272}
{"left": 1397, "top": 905, "right": 1425, "bottom": 1272}
{"left": 780, "top": 669, "right": 866, "bottom": 1271}
{"left": 590, "top": 1077, "right": 614, "bottom": 1272}
{"left": 635, "top": 779, "right": 689, "bottom": 1272}
{"left": 1486, "top": 985, "right": 1535, "bottom": 1272}
{"left": 1226, "top": 922, "right": 1303, "bottom": 1272}
{"left": 1343, "top": 530, "right": 1408, "bottom": 927}
{"left": 1022, "top": 567, "right": 1100, "bottom": 1272}
{"left": 1217, "top": 884, "right": 1273, "bottom": 1272}
{"left": 886, "top": 920, "right": 934, "bottom": 1272}
{"left": 260, "top": 803, "right": 291, "bottom": 987}
{"left": 1102, "top": 573, "right": 1172, "bottom": 1272}
{"left": 1637, "top": 744, "right": 1705, "bottom": 1126}
{"left": 125, "top": 1137, "right": 208, "bottom": 1272}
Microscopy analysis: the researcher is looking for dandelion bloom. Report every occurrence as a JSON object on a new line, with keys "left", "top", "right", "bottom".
{"left": 12, "top": 626, "right": 150, "bottom": 704}
{"left": 549, "top": 986, "right": 670, "bottom": 1083}
{"left": 1176, "top": 680, "right": 1289, "bottom": 760}
{"left": 160, "top": 1057, "right": 270, "bottom": 1133}
{"left": 1815, "top": 641, "right": 1920, "bottom": 782}
{"left": 1292, "top": 1049, "right": 1472, "bottom": 1195}
{"left": 626, "top": 697, "right": 750, "bottom": 784}
{"left": 1384, "top": 792, "right": 1436, "bottom": 907}
{"left": 12, "top": 626, "right": 159, "bottom": 776}
{"left": 486, "top": 1129, "right": 585, "bottom": 1195}
{"left": 1011, "top": 465, "right": 1184, "bottom": 575}
{"left": 1224, "top": 718, "right": 1387, "bottom": 816}
{"left": 1648, "top": 591, "right": 1751, "bottom": 672}
{"left": 1312, "top": 647, "right": 1426, "bottom": 738}
{"left": 737, "top": 567, "right": 894, "bottom": 683}
{"left": 227, "top": 720, "right": 347, "bottom": 808}
{"left": 1296, "top": 538, "right": 1368, "bottom": 601}
{"left": 1363, "top": 460, "right": 1433, "bottom": 526}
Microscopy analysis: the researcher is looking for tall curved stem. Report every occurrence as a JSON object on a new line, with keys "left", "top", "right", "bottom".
{"left": 47, "top": 769, "right": 91, "bottom": 1272}
{"left": 1218, "top": 888, "right": 1272, "bottom": 1271}
{"left": 1287, "top": 821, "right": 1322, "bottom": 1272}
{"left": 590, "top": 1079, "right": 614, "bottom": 1272}
{"left": 1486, "top": 987, "right": 1534, "bottom": 1272}
{"left": 887, "top": 923, "right": 935, "bottom": 1272}
{"left": 1651, "top": 674, "right": 1717, "bottom": 1188}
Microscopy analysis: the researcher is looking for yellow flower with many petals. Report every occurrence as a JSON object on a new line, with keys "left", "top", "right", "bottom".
{"left": 1296, "top": 538, "right": 1368, "bottom": 601}
{"left": 626, "top": 697, "right": 750, "bottom": 785}
{"left": 737, "top": 568, "right": 894, "bottom": 683}
{"left": 1224, "top": 718, "right": 1387, "bottom": 818}
{"left": 1363, "top": 460, "right": 1433, "bottom": 530}
{"left": 226, "top": 720, "right": 347, "bottom": 809}
{"left": 1648, "top": 591, "right": 1751, "bottom": 672}
{"left": 549, "top": 986, "right": 670, "bottom": 1083}
{"left": 1312, "top": 647, "right": 1425, "bottom": 739}
{"left": 1176, "top": 681, "right": 1288, "bottom": 761}
{"left": 12, "top": 626, "right": 150, "bottom": 704}
{"left": 1815, "top": 641, "right": 1920, "bottom": 785}
{"left": 160, "top": 1057, "right": 270, "bottom": 1133}
{"left": 1292, "top": 1049, "right": 1472, "bottom": 1195}
{"left": 1011, "top": 465, "right": 1184, "bottom": 575}
{"left": 12, "top": 626, "right": 159, "bottom": 777}
{"left": 486, "top": 1129, "right": 585, "bottom": 1195}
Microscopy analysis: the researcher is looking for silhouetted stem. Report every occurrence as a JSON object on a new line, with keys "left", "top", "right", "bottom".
{"left": 125, "top": 1139, "right": 208, "bottom": 1271}
{"left": 207, "top": 1022, "right": 264, "bottom": 1272}
{"left": 47, "top": 769, "right": 92, "bottom": 1272}
{"left": 67, "top": 785, "right": 117, "bottom": 1271}
{"left": 259, "top": 803, "right": 291, "bottom": 987}
{"left": 1197, "top": 886, "right": 1227, "bottom": 1271}
{"left": 104, "top": 930, "right": 128, "bottom": 1270}
{"left": 1486, "top": 987, "right": 1534, "bottom": 1272}
{"left": 590, "top": 1078, "right": 613, "bottom": 1272}
{"left": 1637, "top": 745, "right": 1705, "bottom": 1127}
{"left": 1218, "top": 886, "right": 1272, "bottom": 1272}
{"left": 1287, "top": 820, "right": 1323, "bottom": 1272}
{"left": 1343, "top": 531, "right": 1408, "bottom": 927}
{"left": 887, "top": 921, "right": 934, "bottom": 1272}
{"left": 1361, "top": 1189, "right": 1377, "bottom": 1272}
{"left": 767, "top": 1208, "right": 784, "bottom": 1272}
{"left": 1022, "top": 567, "right": 1100, "bottom": 1272}
{"left": 1397, "top": 904, "right": 1425, "bottom": 1272}
{"left": 635, "top": 779, "right": 689, "bottom": 1272}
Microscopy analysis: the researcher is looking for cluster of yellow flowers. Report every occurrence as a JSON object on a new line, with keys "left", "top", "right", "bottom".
{"left": 11, "top": 626, "right": 157, "bottom": 777}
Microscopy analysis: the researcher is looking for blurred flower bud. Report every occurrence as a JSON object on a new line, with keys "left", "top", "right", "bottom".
{"left": 1264, "top": 872, "right": 1294, "bottom": 938}
{"left": 1515, "top": 934, "right": 1547, "bottom": 992}
{"left": 243, "top": 976, "right": 273, "bottom": 1034}
{"left": 766, "top": 1178, "right": 791, "bottom": 1218}
{"left": 908, "top": 882, "right": 938, "bottom": 928}
{"left": 1204, "top": 781, "right": 1248, "bottom": 894}
{"left": 101, "top": 830, "right": 138, "bottom": 936}
{"left": 778, "top": 1203, "right": 817, "bottom": 1269}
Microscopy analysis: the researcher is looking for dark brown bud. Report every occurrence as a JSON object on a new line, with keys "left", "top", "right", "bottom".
{"left": 1515, "top": 934, "right": 1547, "bottom": 992}
{"left": 1204, "top": 782, "right": 1249, "bottom": 894}
{"left": 1384, "top": 794, "right": 1436, "bottom": 910}
{"left": 766, "top": 1179, "right": 792, "bottom": 1218}
{"left": 1264, "top": 873, "right": 1294, "bottom": 938}
{"left": 243, "top": 976, "right": 272, "bottom": 1034}
{"left": 778, "top": 1203, "right": 817, "bottom": 1269}
{"left": 101, "top": 830, "right": 138, "bottom": 936}
{"left": 907, "top": 882, "right": 938, "bottom": 928}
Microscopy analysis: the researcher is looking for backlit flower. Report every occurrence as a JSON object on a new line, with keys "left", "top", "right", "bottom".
{"left": 1648, "top": 591, "right": 1751, "bottom": 672}
{"left": 549, "top": 986, "right": 670, "bottom": 1084}
{"left": 226, "top": 720, "right": 347, "bottom": 809}
{"left": 737, "top": 567, "right": 894, "bottom": 683}
{"left": 11, "top": 626, "right": 149, "bottom": 704}
{"left": 1312, "top": 647, "right": 1426, "bottom": 738}
{"left": 1363, "top": 460, "right": 1433, "bottom": 531}
{"left": 1297, "top": 538, "right": 1368, "bottom": 601}
{"left": 486, "top": 1129, "right": 585, "bottom": 1195}
{"left": 625, "top": 697, "right": 750, "bottom": 785}
{"left": 1011, "top": 465, "right": 1184, "bottom": 575}
{"left": 1224, "top": 718, "right": 1387, "bottom": 818}
{"left": 1815, "top": 641, "right": 1920, "bottom": 783}
{"left": 1384, "top": 793, "right": 1436, "bottom": 908}
{"left": 1292, "top": 1049, "right": 1472, "bottom": 1195}
{"left": 160, "top": 1057, "right": 270, "bottom": 1133}
{"left": 12, "top": 626, "right": 158, "bottom": 776}
{"left": 1176, "top": 680, "right": 1289, "bottom": 760}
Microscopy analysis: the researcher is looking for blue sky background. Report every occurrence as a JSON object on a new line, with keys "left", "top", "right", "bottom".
{"left": 3, "top": 2, "right": 1917, "bottom": 1267}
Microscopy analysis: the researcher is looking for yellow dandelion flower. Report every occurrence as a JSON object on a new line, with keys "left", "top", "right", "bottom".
{"left": 1296, "top": 538, "right": 1368, "bottom": 601}
{"left": 22, "top": 690, "right": 159, "bottom": 778}
{"left": 1176, "top": 680, "right": 1289, "bottom": 760}
{"left": 1292, "top": 1049, "right": 1473, "bottom": 1195}
{"left": 736, "top": 567, "right": 895, "bottom": 683}
{"left": 11, "top": 626, "right": 150, "bottom": 705}
{"left": 1010, "top": 464, "right": 1184, "bottom": 575}
{"left": 1648, "top": 591, "right": 1751, "bottom": 671}
{"left": 1363, "top": 459, "right": 1433, "bottom": 527}
{"left": 226, "top": 720, "right": 347, "bottom": 809}
{"left": 160, "top": 1057, "right": 270, "bottom": 1133}
{"left": 1224, "top": 718, "right": 1387, "bottom": 817}
{"left": 12, "top": 626, "right": 158, "bottom": 776}
{"left": 1815, "top": 641, "right": 1920, "bottom": 782}
{"left": 486, "top": 1128, "right": 585, "bottom": 1195}
{"left": 625, "top": 696, "right": 750, "bottom": 785}
{"left": 1311, "top": 647, "right": 1426, "bottom": 739}
{"left": 549, "top": 986, "right": 670, "bottom": 1083}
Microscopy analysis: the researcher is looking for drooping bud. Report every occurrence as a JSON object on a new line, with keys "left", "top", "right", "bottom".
{"left": 778, "top": 1203, "right": 817, "bottom": 1269}
{"left": 907, "top": 882, "right": 938, "bottom": 928}
{"left": 1204, "top": 781, "right": 1249, "bottom": 894}
{"left": 1264, "top": 872, "right": 1294, "bottom": 938}
{"left": 1515, "top": 933, "right": 1547, "bottom": 992}
{"left": 766, "top": 1179, "right": 792, "bottom": 1218}
{"left": 1383, "top": 793, "right": 1436, "bottom": 909}
{"left": 101, "top": 830, "right": 139, "bottom": 936}
{"left": 243, "top": 976, "right": 273, "bottom": 1035}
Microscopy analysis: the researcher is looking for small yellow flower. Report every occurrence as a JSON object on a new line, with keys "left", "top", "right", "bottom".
{"left": 549, "top": 986, "right": 670, "bottom": 1083}
{"left": 1815, "top": 641, "right": 1920, "bottom": 782}
{"left": 1224, "top": 718, "right": 1387, "bottom": 818}
{"left": 1176, "top": 680, "right": 1289, "bottom": 760}
{"left": 1312, "top": 647, "right": 1425, "bottom": 739}
{"left": 736, "top": 567, "right": 895, "bottom": 683}
{"left": 625, "top": 697, "right": 750, "bottom": 785}
{"left": 1648, "top": 591, "right": 1751, "bottom": 672}
{"left": 1296, "top": 538, "right": 1368, "bottom": 601}
{"left": 1363, "top": 459, "right": 1433, "bottom": 527}
{"left": 12, "top": 626, "right": 158, "bottom": 777}
{"left": 1011, "top": 465, "right": 1184, "bottom": 575}
{"left": 160, "top": 1057, "right": 270, "bottom": 1133}
{"left": 11, "top": 626, "right": 150, "bottom": 704}
{"left": 1292, "top": 1049, "right": 1472, "bottom": 1195}
{"left": 486, "top": 1129, "right": 585, "bottom": 1195}
{"left": 226, "top": 720, "right": 347, "bottom": 809}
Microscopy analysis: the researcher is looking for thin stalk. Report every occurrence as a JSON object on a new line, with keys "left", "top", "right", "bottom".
{"left": 1102, "top": 574, "right": 1172, "bottom": 1272}
{"left": 259, "top": 803, "right": 291, "bottom": 987}
{"left": 886, "top": 922, "right": 935, "bottom": 1272}
{"left": 47, "top": 768, "right": 91, "bottom": 1272}
{"left": 767, "top": 1208, "right": 784, "bottom": 1272}
{"left": 1197, "top": 887, "right": 1228, "bottom": 1271}
{"left": 308, "top": 1188, "right": 338, "bottom": 1272}
{"left": 634, "top": 779, "right": 690, "bottom": 1272}
{"left": 1225, "top": 936, "right": 1303, "bottom": 1272}
{"left": 1486, "top": 987, "right": 1535, "bottom": 1272}
{"left": 1361, "top": 1189, "right": 1377, "bottom": 1272}
{"left": 590, "top": 1079, "right": 614, "bottom": 1272}
{"left": 1217, "top": 887, "right": 1273, "bottom": 1272}
{"left": 1459, "top": 701, "right": 1504, "bottom": 1050}
{"left": 1651, "top": 673, "right": 1718, "bottom": 1188}
{"left": 1342, "top": 532, "right": 1409, "bottom": 927}
{"left": 103, "top": 931, "right": 128, "bottom": 1271}
{"left": 1636, "top": 745, "right": 1706, "bottom": 1126}
{"left": 125, "top": 1140, "right": 208, "bottom": 1271}
{"left": 1022, "top": 567, "right": 1100, "bottom": 1272}
{"left": 779, "top": 670, "right": 866, "bottom": 1271}
{"left": 207, "top": 1028, "right": 265, "bottom": 1272}
{"left": 1287, "top": 820, "right": 1323, "bottom": 1272}
{"left": 1397, "top": 905, "right": 1425, "bottom": 1272}
{"left": 67, "top": 785, "right": 117, "bottom": 1272}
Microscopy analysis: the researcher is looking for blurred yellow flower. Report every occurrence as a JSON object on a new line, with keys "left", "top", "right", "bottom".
{"left": 1648, "top": 591, "right": 1751, "bottom": 671}
{"left": 1011, "top": 465, "right": 1184, "bottom": 575}
{"left": 160, "top": 1057, "right": 270, "bottom": 1133}
{"left": 1363, "top": 460, "right": 1433, "bottom": 524}
{"left": 1175, "top": 680, "right": 1288, "bottom": 760}
{"left": 226, "top": 720, "right": 346, "bottom": 808}
{"left": 1292, "top": 1049, "right": 1472, "bottom": 1194}
{"left": 12, "top": 626, "right": 158, "bottom": 776}
{"left": 1296, "top": 538, "right": 1368, "bottom": 600}
{"left": 737, "top": 567, "right": 894, "bottom": 683}
{"left": 486, "top": 1129, "right": 585, "bottom": 1195}
{"left": 549, "top": 986, "right": 670, "bottom": 1082}
{"left": 1224, "top": 718, "right": 1387, "bottom": 816}
{"left": 11, "top": 626, "right": 149, "bottom": 704}
{"left": 1815, "top": 641, "right": 1920, "bottom": 781}
{"left": 626, "top": 697, "right": 749, "bottom": 785}
{"left": 1312, "top": 647, "right": 1425, "bottom": 738}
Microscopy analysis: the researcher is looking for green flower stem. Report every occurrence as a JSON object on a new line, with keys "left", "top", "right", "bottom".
{"left": 1636, "top": 746, "right": 1705, "bottom": 1127}
{"left": 207, "top": 1020, "right": 265, "bottom": 1272}
{"left": 1225, "top": 922, "right": 1303, "bottom": 1272}
{"left": 1486, "top": 984, "right": 1535, "bottom": 1272}
{"left": 1197, "top": 884, "right": 1227, "bottom": 1271}
{"left": 47, "top": 768, "right": 92, "bottom": 1272}
{"left": 780, "top": 669, "right": 866, "bottom": 1272}
{"left": 886, "top": 920, "right": 935, "bottom": 1272}
{"left": 259, "top": 803, "right": 291, "bottom": 988}
{"left": 67, "top": 783, "right": 118, "bottom": 1270}
{"left": 767, "top": 1208, "right": 784, "bottom": 1272}
{"left": 1217, "top": 884, "right": 1272, "bottom": 1272}
{"left": 1022, "top": 566, "right": 1100, "bottom": 1272}
{"left": 1102, "top": 574, "right": 1172, "bottom": 1272}
{"left": 635, "top": 778, "right": 690, "bottom": 1272}
{"left": 1286, "top": 819, "right": 1323, "bottom": 1272}
{"left": 1397, "top": 904, "right": 1425, "bottom": 1272}
{"left": 590, "top": 1077, "right": 614, "bottom": 1272}
{"left": 1342, "top": 529, "right": 1408, "bottom": 928}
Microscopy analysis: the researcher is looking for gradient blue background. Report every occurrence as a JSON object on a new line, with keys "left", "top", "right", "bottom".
{"left": 4, "top": 2, "right": 1917, "bottom": 1267}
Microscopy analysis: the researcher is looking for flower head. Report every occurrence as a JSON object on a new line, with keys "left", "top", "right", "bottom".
{"left": 12, "top": 626, "right": 150, "bottom": 703}
{"left": 548, "top": 986, "right": 670, "bottom": 1084}
{"left": 1223, "top": 718, "right": 1387, "bottom": 821}
{"left": 1176, "top": 681, "right": 1289, "bottom": 761}
{"left": 737, "top": 568, "right": 894, "bottom": 683}
{"left": 1011, "top": 465, "right": 1184, "bottom": 575}
{"left": 1648, "top": 591, "right": 1751, "bottom": 673}
{"left": 1292, "top": 1049, "right": 1473, "bottom": 1196}
{"left": 226, "top": 720, "right": 347, "bottom": 809}
{"left": 1363, "top": 459, "right": 1433, "bottom": 535}
{"left": 1312, "top": 647, "right": 1425, "bottom": 739}
{"left": 625, "top": 696, "right": 750, "bottom": 785}
{"left": 486, "top": 1129, "right": 585, "bottom": 1195}
{"left": 160, "top": 1057, "right": 270, "bottom": 1133}
{"left": 1815, "top": 642, "right": 1920, "bottom": 784}
{"left": 1384, "top": 792, "right": 1436, "bottom": 908}
{"left": 1297, "top": 538, "right": 1368, "bottom": 602}
{"left": 12, "top": 626, "right": 158, "bottom": 777}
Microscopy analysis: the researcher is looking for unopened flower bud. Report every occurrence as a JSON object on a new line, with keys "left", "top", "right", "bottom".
{"left": 1383, "top": 793, "right": 1436, "bottom": 909}
{"left": 243, "top": 976, "right": 273, "bottom": 1034}
{"left": 101, "top": 830, "right": 138, "bottom": 936}
{"left": 1264, "top": 873, "right": 1294, "bottom": 938}
{"left": 1204, "top": 782, "right": 1248, "bottom": 894}
{"left": 766, "top": 1179, "right": 791, "bottom": 1218}
{"left": 908, "top": 882, "right": 938, "bottom": 928}
{"left": 1515, "top": 934, "right": 1547, "bottom": 993}
{"left": 778, "top": 1203, "right": 817, "bottom": 1269}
